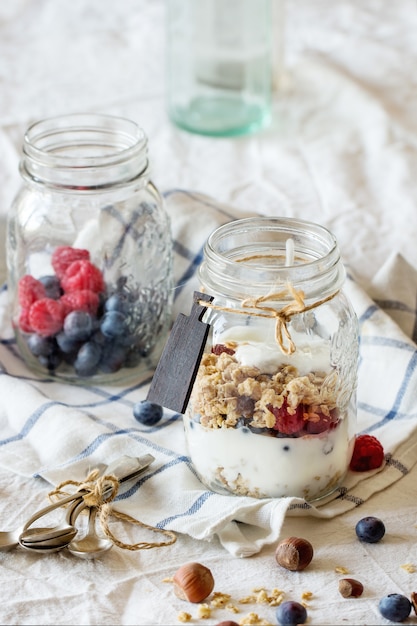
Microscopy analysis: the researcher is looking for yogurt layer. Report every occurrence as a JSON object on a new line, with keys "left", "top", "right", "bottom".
{"left": 217, "top": 324, "right": 331, "bottom": 376}
{"left": 184, "top": 414, "right": 353, "bottom": 500}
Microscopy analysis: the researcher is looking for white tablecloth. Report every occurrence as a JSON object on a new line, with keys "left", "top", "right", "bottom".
{"left": 1, "top": 1, "right": 417, "bottom": 625}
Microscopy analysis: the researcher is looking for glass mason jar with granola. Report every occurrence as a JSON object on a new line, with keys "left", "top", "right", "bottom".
{"left": 7, "top": 114, "right": 173, "bottom": 385}
{"left": 184, "top": 217, "right": 359, "bottom": 500}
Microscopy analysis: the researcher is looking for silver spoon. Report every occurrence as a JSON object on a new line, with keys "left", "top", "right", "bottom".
{"left": 18, "top": 497, "right": 85, "bottom": 553}
{"left": 19, "top": 453, "right": 154, "bottom": 549}
{"left": 0, "top": 490, "right": 88, "bottom": 552}
{"left": 0, "top": 462, "right": 108, "bottom": 552}
{"left": 67, "top": 506, "right": 112, "bottom": 559}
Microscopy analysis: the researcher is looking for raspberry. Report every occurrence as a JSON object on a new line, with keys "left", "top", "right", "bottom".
{"left": 18, "top": 309, "right": 33, "bottom": 333}
{"left": 268, "top": 400, "right": 305, "bottom": 435}
{"left": 18, "top": 275, "right": 46, "bottom": 308}
{"left": 29, "top": 298, "right": 65, "bottom": 337}
{"left": 60, "top": 290, "right": 99, "bottom": 315}
{"left": 61, "top": 260, "right": 105, "bottom": 294}
{"left": 349, "top": 434, "right": 384, "bottom": 471}
{"left": 211, "top": 344, "right": 235, "bottom": 356}
{"left": 51, "top": 246, "right": 90, "bottom": 279}
{"left": 303, "top": 408, "right": 339, "bottom": 434}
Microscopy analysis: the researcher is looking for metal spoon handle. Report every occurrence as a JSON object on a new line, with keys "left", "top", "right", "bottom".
{"left": 21, "top": 491, "right": 86, "bottom": 532}
{"left": 20, "top": 454, "right": 155, "bottom": 540}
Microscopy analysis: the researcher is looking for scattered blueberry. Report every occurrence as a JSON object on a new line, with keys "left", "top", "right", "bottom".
{"left": 276, "top": 600, "right": 307, "bottom": 625}
{"left": 133, "top": 401, "right": 163, "bottom": 426}
{"left": 355, "top": 516, "right": 385, "bottom": 543}
{"left": 379, "top": 594, "right": 412, "bottom": 622}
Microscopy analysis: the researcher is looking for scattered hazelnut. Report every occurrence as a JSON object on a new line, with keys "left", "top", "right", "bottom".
{"left": 215, "top": 622, "right": 240, "bottom": 626}
{"left": 338, "top": 578, "right": 364, "bottom": 598}
{"left": 275, "top": 537, "right": 314, "bottom": 571}
{"left": 173, "top": 562, "right": 215, "bottom": 603}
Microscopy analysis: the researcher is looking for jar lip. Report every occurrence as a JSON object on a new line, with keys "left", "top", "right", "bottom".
{"left": 201, "top": 216, "right": 344, "bottom": 301}
{"left": 23, "top": 113, "right": 148, "bottom": 170}
{"left": 206, "top": 216, "right": 338, "bottom": 266}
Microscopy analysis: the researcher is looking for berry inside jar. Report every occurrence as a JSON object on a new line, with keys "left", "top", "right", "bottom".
{"left": 185, "top": 326, "right": 355, "bottom": 500}
{"left": 14, "top": 245, "right": 167, "bottom": 382}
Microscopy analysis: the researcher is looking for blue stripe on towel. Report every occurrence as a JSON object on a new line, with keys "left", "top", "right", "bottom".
{"left": 156, "top": 490, "right": 215, "bottom": 528}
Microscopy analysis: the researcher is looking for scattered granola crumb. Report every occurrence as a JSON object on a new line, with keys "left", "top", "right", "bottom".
{"left": 335, "top": 566, "right": 350, "bottom": 575}
{"left": 239, "top": 612, "right": 272, "bottom": 625}
{"left": 211, "top": 592, "right": 232, "bottom": 608}
{"left": 162, "top": 577, "right": 174, "bottom": 583}
{"left": 401, "top": 563, "right": 416, "bottom": 573}
{"left": 255, "top": 589, "right": 270, "bottom": 604}
{"left": 226, "top": 604, "right": 240, "bottom": 614}
{"left": 177, "top": 611, "right": 192, "bottom": 622}
{"left": 239, "top": 595, "right": 257, "bottom": 605}
{"left": 197, "top": 604, "right": 211, "bottom": 619}
{"left": 301, "top": 591, "right": 313, "bottom": 601}
{"left": 239, "top": 588, "right": 285, "bottom": 608}
{"left": 268, "top": 589, "right": 285, "bottom": 607}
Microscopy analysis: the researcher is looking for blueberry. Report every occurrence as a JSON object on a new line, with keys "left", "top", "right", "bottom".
{"left": 39, "top": 275, "right": 62, "bottom": 299}
{"left": 104, "top": 293, "right": 131, "bottom": 315}
{"left": 38, "top": 350, "right": 62, "bottom": 371}
{"left": 276, "top": 600, "right": 307, "bottom": 625}
{"left": 379, "top": 594, "right": 411, "bottom": 622}
{"left": 99, "top": 341, "right": 128, "bottom": 373}
{"left": 56, "top": 331, "right": 82, "bottom": 355}
{"left": 133, "top": 401, "right": 163, "bottom": 426}
{"left": 74, "top": 341, "right": 102, "bottom": 376}
{"left": 236, "top": 395, "right": 255, "bottom": 418}
{"left": 64, "top": 311, "right": 94, "bottom": 341}
{"left": 124, "top": 349, "right": 142, "bottom": 368}
{"left": 100, "top": 310, "right": 129, "bottom": 338}
{"left": 27, "top": 334, "right": 56, "bottom": 357}
{"left": 355, "top": 516, "right": 385, "bottom": 543}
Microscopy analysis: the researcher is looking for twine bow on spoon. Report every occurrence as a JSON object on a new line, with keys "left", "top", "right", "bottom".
{"left": 49, "top": 469, "right": 176, "bottom": 552}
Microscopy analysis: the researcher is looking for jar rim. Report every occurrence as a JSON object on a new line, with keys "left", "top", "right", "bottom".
{"left": 200, "top": 216, "right": 345, "bottom": 301}
{"left": 21, "top": 113, "right": 149, "bottom": 190}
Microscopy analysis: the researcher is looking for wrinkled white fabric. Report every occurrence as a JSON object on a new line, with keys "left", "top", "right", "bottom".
{"left": 0, "top": 1, "right": 417, "bottom": 624}
{"left": 0, "top": 190, "right": 416, "bottom": 561}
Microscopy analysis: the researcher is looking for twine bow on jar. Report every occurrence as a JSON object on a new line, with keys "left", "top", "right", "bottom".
{"left": 48, "top": 469, "right": 176, "bottom": 552}
{"left": 200, "top": 282, "right": 339, "bottom": 355}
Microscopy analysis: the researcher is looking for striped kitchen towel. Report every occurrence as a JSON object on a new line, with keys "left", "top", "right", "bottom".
{"left": 0, "top": 189, "right": 416, "bottom": 557}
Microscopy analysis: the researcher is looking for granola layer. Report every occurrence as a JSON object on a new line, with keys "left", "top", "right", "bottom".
{"left": 190, "top": 343, "right": 340, "bottom": 435}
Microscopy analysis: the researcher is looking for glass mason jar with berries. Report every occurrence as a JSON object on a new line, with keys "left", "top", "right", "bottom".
{"left": 7, "top": 113, "right": 173, "bottom": 385}
{"left": 184, "top": 217, "right": 359, "bottom": 500}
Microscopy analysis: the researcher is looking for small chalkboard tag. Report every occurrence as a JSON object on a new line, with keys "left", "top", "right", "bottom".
{"left": 146, "top": 291, "right": 214, "bottom": 414}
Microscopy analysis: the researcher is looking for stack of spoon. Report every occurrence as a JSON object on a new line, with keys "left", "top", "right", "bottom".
{"left": 0, "top": 454, "right": 154, "bottom": 559}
